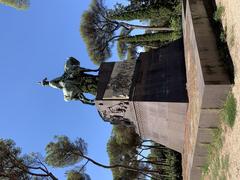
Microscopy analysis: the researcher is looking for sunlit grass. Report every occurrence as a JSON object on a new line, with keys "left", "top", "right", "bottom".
{"left": 221, "top": 93, "right": 237, "bottom": 128}
{"left": 213, "top": 5, "right": 225, "bottom": 22}
{"left": 202, "top": 92, "right": 235, "bottom": 178}
{"left": 201, "top": 128, "right": 223, "bottom": 176}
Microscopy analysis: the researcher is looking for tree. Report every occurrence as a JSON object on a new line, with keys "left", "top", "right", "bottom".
{"left": 117, "top": 30, "right": 181, "bottom": 60}
{"left": 0, "top": 138, "right": 92, "bottom": 180}
{"left": 80, "top": 0, "right": 173, "bottom": 64}
{"left": 45, "top": 135, "right": 161, "bottom": 175}
{"left": 108, "top": 6, "right": 173, "bottom": 21}
{"left": 66, "top": 167, "right": 91, "bottom": 180}
{"left": 117, "top": 31, "right": 181, "bottom": 52}
{"left": 117, "top": 28, "right": 129, "bottom": 60}
{"left": 148, "top": 143, "right": 182, "bottom": 179}
{"left": 126, "top": 45, "right": 138, "bottom": 61}
{"left": 114, "top": 0, "right": 177, "bottom": 13}
{"left": 117, "top": 29, "right": 140, "bottom": 61}
{"left": 119, "top": 32, "right": 178, "bottom": 43}
{"left": 126, "top": 0, "right": 179, "bottom": 9}
{"left": 109, "top": 0, "right": 181, "bottom": 22}
{"left": 45, "top": 136, "right": 87, "bottom": 168}
{"left": 0, "top": 138, "right": 57, "bottom": 180}
{"left": 106, "top": 126, "right": 183, "bottom": 180}
{"left": 0, "top": 0, "right": 29, "bottom": 10}
{"left": 1, "top": 135, "right": 182, "bottom": 179}
{"left": 107, "top": 125, "right": 140, "bottom": 179}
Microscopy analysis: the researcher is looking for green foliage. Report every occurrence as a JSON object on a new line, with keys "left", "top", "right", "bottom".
{"left": 220, "top": 30, "right": 226, "bottom": 42}
{"left": 148, "top": 143, "right": 182, "bottom": 179}
{"left": 117, "top": 40, "right": 127, "bottom": 60}
{"left": 202, "top": 151, "right": 229, "bottom": 179}
{"left": 0, "top": 0, "right": 29, "bottom": 9}
{"left": 113, "top": 125, "right": 140, "bottom": 146}
{"left": 107, "top": 125, "right": 140, "bottom": 179}
{"left": 0, "top": 139, "right": 58, "bottom": 180}
{"left": 118, "top": 2, "right": 182, "bottom": 50}
{"left": 170, "top": 5, "right": 182, "bottom": 32}
{"left": 221, "top": 154, "right": 229, "bottom": 171}
{"left": 108, "top": 6, "right": 173, "bottom": 21}
{"left": 45, "top": 136, "right": 87, "bottom": 167}
{"left": 202, "top": 93, "right": 236, "bottom": 178}
{"left": 0, "top": 139, "right": 28, "bottom": 179}
{"left": 67, "top": 167, "right": 91, "bottom": 180}
{"left": 213, "top": 5, "right": 225, "bottom": 22}
{"left": 117, "top": 0, "right": 180, "bottom": 13}
{"left": 109, "top": 0, "right": 181, "bottom": 24}
{"left": 67, "top": 172, "right": 85, "bottom": 180}
{"left": 120, "top": 32, "right": 178, "bottom": 44}
{"left": 148, "top": 3, "right": 182, "bottom": 36}
{"left": 211, "top": 128, "right": 223, "bottom": 151}
{"left": 117, "top": 28, "right": 130, "bottom": 60}
{"left": 202, "top": 128, "right": 223, "bottom": 176}
{"left": 80, "top": 0, "right": 116, "bottom": 64}
{"left": 107, "top": 126, "right": 182, "bottom": 179}
{"left": 126, "top": 45, "right": 138, "bottom": 61}
{"left": 80, "top": 0, "right": 178, "bottom": 63}
{"left": 221, "top": 93, "right": 237, "bottom": 128}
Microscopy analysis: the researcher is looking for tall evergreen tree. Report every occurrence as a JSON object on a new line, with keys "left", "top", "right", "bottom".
{"left": 106, "top": 126, "right": 183, "bottom": 180}
{"left": 126, "top": 45, "right": 138, "bottom": 61}
{"left": 108, "top": 6, "right": 173, "bottom": 21}
{"left": 117, "top": 28, "right": 129, "bottom": 60}
{"left": 80, "top": 0, "right": 173, "bottom": 64}
{"left": 107, "top": 125, "right": 140, "bottom": 179}
{"left": 45, "top": 135, "right": 160, "bottom": 175}
{"left": 0, "top": 0, "right": 29, "bottom": 10}
{"left": 66, "top": 167, "right": 91, "bottom": 180}
{"left": 119, "top": 32, "right": 177, "bottom": 43}
{"left": 0, "top": 139, "right": 57, "bottom": 180}
{"left": 111, "top": 0, "right": 180, "bottom": 16}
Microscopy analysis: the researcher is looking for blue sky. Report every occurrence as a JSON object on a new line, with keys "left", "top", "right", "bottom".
{"left": 0, "top": 0, "right": 127, "bottom": 179}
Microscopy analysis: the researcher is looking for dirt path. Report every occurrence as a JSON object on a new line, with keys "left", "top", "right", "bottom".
{"left": 206, "top": 0, "right": 240, "bottom": 179}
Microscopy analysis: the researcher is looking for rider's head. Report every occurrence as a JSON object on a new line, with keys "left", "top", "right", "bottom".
{"left": 38, "top": 77, "right": 49, "bottom": 86}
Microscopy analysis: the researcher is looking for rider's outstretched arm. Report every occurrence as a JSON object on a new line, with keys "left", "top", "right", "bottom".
{"left": 78, "top": 67, "right": 99, "bottom": 73}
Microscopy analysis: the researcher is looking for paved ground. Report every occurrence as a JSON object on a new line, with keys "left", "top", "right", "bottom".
{"left": 205, "top": 0, "right": 240, "bottom": 179}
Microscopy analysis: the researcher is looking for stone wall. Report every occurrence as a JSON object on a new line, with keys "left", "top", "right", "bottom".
{"left": 133, "top": 39, "right": 188, "bottom": 103}
{"left": 182, "top": 0, "right": 232, "bottom": 179}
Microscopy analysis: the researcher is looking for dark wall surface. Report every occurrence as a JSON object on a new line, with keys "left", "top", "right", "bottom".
{"left": 132, "top": 39, "right": 188, "bottom": 103}
{"left": 96, "top": 62, "right": 115, "bottom": 100}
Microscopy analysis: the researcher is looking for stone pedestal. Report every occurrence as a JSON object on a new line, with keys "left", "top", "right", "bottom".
{"left": 95, "top": 39, "right": 188, "bottom": 153}
{"left": 182, "top": 0, "right": 232, "bottom": 179}
{"left": 95, "top": 0, "right": 233, "bottom": 178}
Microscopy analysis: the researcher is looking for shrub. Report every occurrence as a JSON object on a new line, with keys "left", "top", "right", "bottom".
{"left": 213, "top": 6, "right": 225, "bottom": 22}
{"left": 221, "top": 93, "right": 237, "bottom": 128}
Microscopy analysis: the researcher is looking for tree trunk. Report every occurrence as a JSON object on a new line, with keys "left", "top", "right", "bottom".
{"left": 120, "top": 22, "right": 173, "bottom": 31}
{"left": 82, "top": 154, "right": 160, "bottom": 174}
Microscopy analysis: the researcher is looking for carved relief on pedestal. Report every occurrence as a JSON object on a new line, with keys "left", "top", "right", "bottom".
{"left": 97, "top": 101, "right": 134, "bottom": 127}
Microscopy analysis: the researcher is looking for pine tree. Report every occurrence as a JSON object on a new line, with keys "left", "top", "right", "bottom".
{"left": 0, "top": 0, "right": 29, "bottom": 10}
{"left": 108, "top": 6, "right": 173, "bottom": 22}
{"left": 80, "top": 0, "right": 173, "bottom": 64}
{"left": 0, "top": 138, "right": 57, "bottom": 179}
